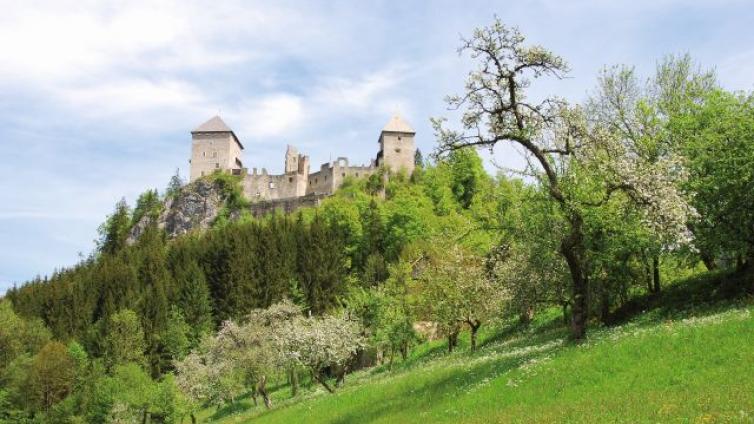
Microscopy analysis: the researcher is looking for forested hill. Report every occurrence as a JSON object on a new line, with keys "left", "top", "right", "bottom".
{"left": 4, "top": 148, "right": 497, "bottom": 375}
{"left": 3, "top": 18, "right": 754, "bottom": 423}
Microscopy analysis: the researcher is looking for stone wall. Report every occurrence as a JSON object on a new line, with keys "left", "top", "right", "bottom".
{"left": 306, "top": 163, "right": 336, "bottom": 195}
{"left": 248, "top": 193, "right": 329, "bottom": 218}
{"left": 242, "top": 169, "right": 307, "bottom": 201}
{"left": 305, "top": 158, "right": 377, "bottom": 196}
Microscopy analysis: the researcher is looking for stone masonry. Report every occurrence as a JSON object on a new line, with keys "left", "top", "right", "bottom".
{"left": 188, "top": 115, "right": 417, "bottom": 204}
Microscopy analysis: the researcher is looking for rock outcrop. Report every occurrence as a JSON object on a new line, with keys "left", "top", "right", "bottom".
{"left": 127, "top": 179, "right": 226, "bottom": 243}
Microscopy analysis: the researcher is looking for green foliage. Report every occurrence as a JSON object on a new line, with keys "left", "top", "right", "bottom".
{"left": 0, "top": 300, "right": 52, "bottom": 374}
{"left": 163, "top": 307, "right": 191, "bottom": 362}
{"left": 131, "top": 189, "right": 163, "bottom": 227}
{"left": 209, "top": 172, "right": 250, "bottom": 221}
{"left": 373, "top": 263, "right": 419, "bottom": 360}
{"left": 365, "top": 167, "right": 387, "bottom": 195}
{"left": 170, "top": 245, "right": 214, "bottom": 346}
{"left": 414, "top": 148, "right": 424, "bottom": 168}
{"left": 6, "top": 37, "right": 754, "bottom": 421}
{"left": 105, "top": 309, "right": 146, "bottom": 370}
{"left": 29, "top": 341, "right": 76, "bottom": 413}
{"left": 673, "top": 89, "right": 754, "bottom": 262}
{"left": 165, "top": 168, "right": 184, "bottom": 199}
{"left": 96, "top": 198, "right": 131, "bottom": 255}
{"left": 447, "top": 147, "right": 487, "bottom": 209}
{"left": 197, "top": 272, "right": 754, "bottom": 423}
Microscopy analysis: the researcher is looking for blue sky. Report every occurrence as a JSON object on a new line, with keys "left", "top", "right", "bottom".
{"left": 1, "top": 0, "right": 753, "bottom": 294}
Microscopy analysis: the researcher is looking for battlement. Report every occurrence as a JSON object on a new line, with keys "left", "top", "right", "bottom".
{"left": 188, "top": 114, "right": 416, "bottom": 211}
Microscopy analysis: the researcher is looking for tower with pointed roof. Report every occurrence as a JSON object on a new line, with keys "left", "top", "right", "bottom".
{"left": 376, "top": 115, "right": 416, "bottom": 175}
{"left": 189, "top": 115, "right": 245, "bottom": 181}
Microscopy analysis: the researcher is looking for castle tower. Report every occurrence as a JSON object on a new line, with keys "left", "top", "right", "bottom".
{"left": 285, "top": 145, "right": 299, "bottom": 174}
{"left": 189, "top": 116, "right": 244, "bottom": 181}
{"left": 376, "top": 115, "right": 416, "bottom": 175}
{"left": 298, "top": 154, "right": 310, "bottom": 176}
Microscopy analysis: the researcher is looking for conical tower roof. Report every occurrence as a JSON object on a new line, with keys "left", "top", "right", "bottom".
{"left": 192, "top": 115, "right": 233, "bottom": 133}
{"left": 382, "top": 115, "right": 415, "bottom": 134}
{"left": 191, "top": 115, "right": 244, "bottom": 149}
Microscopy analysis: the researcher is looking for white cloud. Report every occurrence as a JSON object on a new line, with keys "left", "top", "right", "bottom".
{"left": 1, "top": 0, "right": 753, "bottom": 292}
{"left": 55, "top": 78, "right": 206, "bottom": 119}
{"left": 0, "top": 4, "right": 185, "bottom": 81}
{"left": 231, "top": 94, "right": 305, "bottom": 139}
{"left": 314, "top": 66, "right": 407, "bottom": 109}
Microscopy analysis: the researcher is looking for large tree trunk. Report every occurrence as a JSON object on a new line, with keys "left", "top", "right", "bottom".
{"left": 313, "top": 371, "right": 335, "bottom": 394}
{"left": 652, "top": 256, "right": 661, "bottom": 294}
{"left": 700, "top": 251, "right": 717, "bottom": 271}
{"left": 561, "top": 215, "right": 588, "bottom": 340}
{"left": 468, "top": 320, "right": 481, "bottom": 352}
{"left": 599, "top": 283, "right": 610, "bottom": 324}
{"left": 644, "top": 260, "right": 653, "bottom": 293}
{"left": 447, "top": 330, "right": 459, "bottom": 353}
{"left": 519, "top": 305, "right": 534, "bottom": 327}
{"left": 289, "top": 368, "right": 299, "bottom": 397}
{"left": 562, "top": 302, "right": 570, "bottom": 325}
{"left": 335, "top": 364, "right": 347, "bottom": 388}
{"left": 258, "top": 376, "right": 272, "bottom": 409}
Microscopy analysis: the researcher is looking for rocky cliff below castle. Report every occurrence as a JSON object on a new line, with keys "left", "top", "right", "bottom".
{"left": 127, "top": 176, "right": 330, "bottom": 243}
{"left": 127, "top": 179, "right": 227, "bottom": 243}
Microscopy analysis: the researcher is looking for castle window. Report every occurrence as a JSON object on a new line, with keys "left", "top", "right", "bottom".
{"left": 201, "top": 171, "right": 204, "bottom": 177}
{"left": 342, "top": 173, "right": 346, "bottom": 177}
{"left": 202, "top": 151, "right": 206, "bottom": 157}
{"left": 398, "top": 136, "right": 402, "bottom": 141}
{"left": 212, "top": 151, "right": 218, "bottom": 158}
{"left": 356, "top": 173, "right": 359, "bottom": 177}
{"left": 324, "top": 176, "right": 327, "bottom": 181}
{"left": 395, "top": 148, "right": 401, "bottom": 153}
{"left": 289, "top": 177, "right": 293, "bottom": 183}
{"left": 215, "top": 163, "right": 220, "bottom": 169}
{"left": 315, "top": 178, "right": 318, "bottom": 183}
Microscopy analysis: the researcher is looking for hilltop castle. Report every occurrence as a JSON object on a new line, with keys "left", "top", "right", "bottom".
{"left": 188, "top": 115, "right": 416, "bottom": 205}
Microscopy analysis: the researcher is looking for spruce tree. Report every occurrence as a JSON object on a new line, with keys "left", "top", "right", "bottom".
{"left": 174, "top": 259, "right": 214, "bottom": 346}
{"left": 97, "top": 198, "right": 132, "bottom": 255}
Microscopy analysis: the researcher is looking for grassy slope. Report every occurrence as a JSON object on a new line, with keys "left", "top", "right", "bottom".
{"left": 201, "top": 271, "right": 754, "bottom": 423}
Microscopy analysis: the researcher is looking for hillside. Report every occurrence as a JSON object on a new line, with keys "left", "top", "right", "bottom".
{"left": 198, "top": 271, "right": 754, "bottom": 423}
{"left": 3, "top": 16, "right": 754, "bottom": 424}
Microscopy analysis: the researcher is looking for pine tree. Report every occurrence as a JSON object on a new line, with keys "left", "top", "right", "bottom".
{"left": 414, "top": 148, "right": 424, "bottom": 168}
{"left": 165, "top": 168, "right": 184, "bottom": 198}
{"left": 174, "top": 257, "right": 214, "bottom": 346}
{"left": 97, "top": 198, "right": 132, "bottom": 255}
{"left": 136, "top": 224, "right": 171, "bottom": 376}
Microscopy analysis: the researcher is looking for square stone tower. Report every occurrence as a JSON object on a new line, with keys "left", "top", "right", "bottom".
{"left": 284, "top": 145, "right": 309, "bottom": 175}
{"left": 189, "top": 116, "right": 245, "bottom": 181}
{"left": 376, "top": 115, "right": 416, "bottom": 175}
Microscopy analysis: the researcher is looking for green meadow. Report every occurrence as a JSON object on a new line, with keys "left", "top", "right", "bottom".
{"left": 200, "top": 271, "right": 754, "bottom": 423}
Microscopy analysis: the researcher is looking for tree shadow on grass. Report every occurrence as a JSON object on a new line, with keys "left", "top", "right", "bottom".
{"left": 209, "top": 398, "right": 255, "bottom": 421}
{"left": 324, "top": 345, "right": 555, "bottom": 424}
{"left": 609, "top": 268, "right": 753, "bottom": 327}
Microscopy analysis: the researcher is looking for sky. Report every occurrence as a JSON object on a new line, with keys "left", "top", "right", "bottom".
{"left": 1, "top": 0, "right": 753, "bottom": 294}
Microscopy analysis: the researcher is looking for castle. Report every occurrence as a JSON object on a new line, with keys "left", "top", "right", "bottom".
{"left": 188, "top": 115, "right": 416, "bottom": 205}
